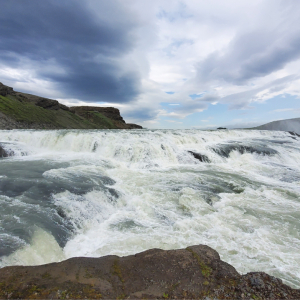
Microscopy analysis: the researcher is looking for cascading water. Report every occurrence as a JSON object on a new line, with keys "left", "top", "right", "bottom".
{"left": 0, "top": 129, "right": 300, "bottom": 288}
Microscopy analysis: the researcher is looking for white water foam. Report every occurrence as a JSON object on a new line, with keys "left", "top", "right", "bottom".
{"left": 0, "top": 228, "right": 65, "bottom": 266}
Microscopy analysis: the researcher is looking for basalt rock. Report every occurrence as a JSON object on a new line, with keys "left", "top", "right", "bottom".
{"left": 126, "top": 123, "right": 143, "bottom": 129}
{"left": 34, "top": 98, "right": 70, "bottom": 111}
{"left": 70, "top": 106, "right": 125, "bottom": 123}
{"left": 188, "top": 151, "right": 210, "bottom": 162}
{"left": 70, "top": 106, "right": 142, "bottom": 129}
{"left": 0, "top": 82, "right": 14, "bottom": 96}
{"left": 0, "top": 145, "right": 8, "bottom": 157}
{"left": 0, "top": 143, "right": 18, "bottom": 157}
{"left": 35, "top": 98, "right": 60, "bottom": 110}
{"left": 211, "top": 143, "right": 278, "bottom": 158}
{"left": 288, "top": 131, "right": 300, "bottom": 138}
{"left": 0, "top": 245, "right": 298, "bottom": 299}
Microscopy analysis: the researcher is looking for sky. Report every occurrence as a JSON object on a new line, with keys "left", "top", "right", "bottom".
{"left": 0, "top": 0, "right": 300, "bottom": 129}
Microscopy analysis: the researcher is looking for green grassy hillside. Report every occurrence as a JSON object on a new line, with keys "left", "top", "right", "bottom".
{"left": 0, "top": 81, "right": 142, "bottom": 130}
{"left": 0, "top": 94, "right": 118, "bottom": 129}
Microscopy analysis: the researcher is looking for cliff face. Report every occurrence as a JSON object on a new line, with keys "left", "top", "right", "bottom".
{"left": 70, "top": 106, "right": 142, "bottom": 129}
{"left": 70, "top": 106, "right": 125, "bottom": 123}
{"left": 0, "top": 245, "right": 298, "bottom": 299}
{"left": 0, "top": 82, "right": 142, "bottom": 130}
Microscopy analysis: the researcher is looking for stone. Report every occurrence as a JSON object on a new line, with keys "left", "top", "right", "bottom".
{"left": 0, "top": 245, "right": 299, "bottom": 299}
{"left": 0, "top": 144, "right": 8, "bottom": 157}
{"left": 35, "top": 98, "right": 61, "bottom": 110}
{"left": 188, "top": 151, "right": 210, "bottom": 162}
{"left": 70, "top": 106, "right": 126, "bottom": 123}
{"left": 0, "top": 82, "right": 14, "bottom": 96}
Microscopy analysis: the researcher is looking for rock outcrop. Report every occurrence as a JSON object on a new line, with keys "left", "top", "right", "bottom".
{"left": 35, "top": 98, "right": 70, "bottom": 111}
{"left": 126, "top": 123, "right": 143, "bottom": 129}
{"left": 0, "top": 144, "right": 8, "bottom": 157}
{"left": 70, "top": 106, "right": 142, "bottom": 129}
{"left": 70, "top": 106, "right": 125, "bottom": 123}
{"left": 0, "top": 245, "right": 298, "bottom": 299}
{"left": 0, "top": 82, "right": 14, "bottom": 96}
{"left": 188, "top": 151, "right": 211, "bottom": 162}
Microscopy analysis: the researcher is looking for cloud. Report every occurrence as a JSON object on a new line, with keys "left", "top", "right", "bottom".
{"left": 195, "top": 1, "right": 300, "bottom": 85}
{"left": 220, "top": 75, "right": 299, "bottom": 109}
{"left": 0, "top": 0, "right": 141, "bottom": 103}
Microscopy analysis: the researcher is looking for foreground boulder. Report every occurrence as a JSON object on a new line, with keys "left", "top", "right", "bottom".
{"left": 0, "top": 245, "right": 299, "bottom": 299}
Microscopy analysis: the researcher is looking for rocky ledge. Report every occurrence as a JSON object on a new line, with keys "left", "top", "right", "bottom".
{"left": 70, "top": 106, "right": 143, "bottom": 129}
{"left": 0, "top": 245, "right": 299, "bottom": 299}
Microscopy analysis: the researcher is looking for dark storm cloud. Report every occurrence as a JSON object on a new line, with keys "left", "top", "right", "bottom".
{"left": 0, "top": 0, "right": 140, "bottom": 102}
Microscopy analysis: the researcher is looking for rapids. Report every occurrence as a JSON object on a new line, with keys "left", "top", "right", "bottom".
{"left": 0, "top": 129, "right": 299, "bottom": 288}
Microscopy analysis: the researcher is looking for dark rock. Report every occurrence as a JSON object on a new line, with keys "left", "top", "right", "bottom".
{"left": 59, "top": 103, "right": 70, "bottom": 111}
{"left": 211, "top": 143, "right": 278, "bottom": 158}
{"left": 0, "top": 245, "right": 298, "bottom": 299}
{"left": 288, "top": 131, "right": 300, "bottom": 138}
{"left": 0, "top": 145, "right": 8, "bottom": 157}
{"left": 0, "top": 143, "right": 14, "bottom": 157}
{"left": 35, "top": 98, "right": 61, "bottom": 110}
{"left": 70, "top": 106, "right": 142, "bottom": 129}
{"left": 0, "top": 82, "right": 14, "bottom": 96}
{"left": 33, "top": 97, "right": 70, "bottom": 111}
{"left": 126, "top": 123, "right": 143, "bottom": 129}
{"left": 217, "top": 127, "right": 227, "bottom": 130}
{"left": 188, "top": 151, "right": 211, "bottom": 162}
{"left": 70, "top": 106, "right": 126, "bottom": 123}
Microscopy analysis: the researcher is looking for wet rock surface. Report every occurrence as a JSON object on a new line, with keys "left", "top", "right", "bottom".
{"left": 0, "top": 145, "right": 8, "bottom": 158}
{"left": 0, "top": 245, "right": 299, "bottom": 299}
{"left": 211, "top": 143, "right": 278, "bottom": 158}
{"left": 188, "top": 151, "right": 211, "bottom": 162}
{"left": 0, "top": 143, "right": 15, "bottom": 158}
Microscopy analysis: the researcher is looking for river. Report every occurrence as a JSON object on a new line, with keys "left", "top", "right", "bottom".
{"left": 0, "top": 129, "right": 299, "bottom": 288}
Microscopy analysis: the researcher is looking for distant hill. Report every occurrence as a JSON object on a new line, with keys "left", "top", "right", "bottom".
{"left": 252, "top": 117, "right": 300, "bottom": 134}
{"left": 0, "top": 82, "right": 142, "bottom": 130}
